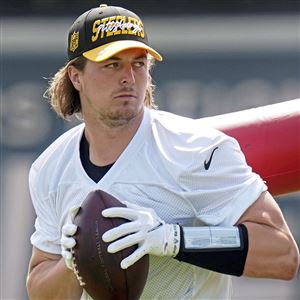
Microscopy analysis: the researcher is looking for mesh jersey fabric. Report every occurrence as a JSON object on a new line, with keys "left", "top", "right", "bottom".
{"left": 29, "top": 107, "right": 267, "bottom": 299}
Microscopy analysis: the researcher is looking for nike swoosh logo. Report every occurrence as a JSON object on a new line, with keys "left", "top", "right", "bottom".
{"left": 204, "top": 147, "right": 219, "bottom": 170}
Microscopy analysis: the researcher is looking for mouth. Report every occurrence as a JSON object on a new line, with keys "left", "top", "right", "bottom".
{"left": 113, "top": 93, "right": 137, "bottom": 101}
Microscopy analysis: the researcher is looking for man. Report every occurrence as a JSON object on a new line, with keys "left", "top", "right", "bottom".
{"left": 26, "top": 4, "right": 299, "bottom": 299}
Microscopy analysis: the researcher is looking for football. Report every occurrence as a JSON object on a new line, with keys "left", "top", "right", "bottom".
{"left": 72, "top": 189, "right": 149, "bottom": 300}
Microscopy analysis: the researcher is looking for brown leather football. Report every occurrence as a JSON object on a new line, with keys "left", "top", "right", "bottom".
{"left": 72, "top": 190, "right": 149, "bottom": 300}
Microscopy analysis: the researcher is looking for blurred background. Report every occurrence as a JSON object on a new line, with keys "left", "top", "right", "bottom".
{"left": 1, "top": 0, "right": 300, "bottom": 299}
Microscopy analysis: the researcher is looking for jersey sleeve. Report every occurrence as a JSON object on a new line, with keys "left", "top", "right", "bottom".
{"left": 179, "top": 134, "right": 267, "bottom": 226}
{"left": 29, "top": 164, "right": 61, "bottom": 254}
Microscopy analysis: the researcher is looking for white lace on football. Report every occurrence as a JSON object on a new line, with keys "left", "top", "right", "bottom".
{"left": 71, "top": 249, "right": 86, "bottom": 287}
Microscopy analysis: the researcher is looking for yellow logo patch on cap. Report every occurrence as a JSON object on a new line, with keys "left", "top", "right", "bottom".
{"left": 69, "top": 31, "right": 80, "bottom": 52}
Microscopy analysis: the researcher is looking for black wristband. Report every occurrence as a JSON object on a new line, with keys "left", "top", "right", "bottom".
{"left": 175, "top": 224, "right": 249, "bottom": 276}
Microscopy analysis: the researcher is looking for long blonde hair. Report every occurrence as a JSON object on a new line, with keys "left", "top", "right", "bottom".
{"left": 46, "top": 56, "right": 156, "bottom": 120}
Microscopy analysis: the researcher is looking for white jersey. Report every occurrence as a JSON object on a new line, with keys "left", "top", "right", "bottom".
{"left": 29, "top": 107, "right": 267, "bottom": 299}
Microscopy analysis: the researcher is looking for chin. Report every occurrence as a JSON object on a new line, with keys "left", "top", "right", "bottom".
{"left": 100, "top": 105, "right": 143, "bottom": 128}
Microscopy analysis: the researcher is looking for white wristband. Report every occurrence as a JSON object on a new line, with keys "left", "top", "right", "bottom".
{"left": 164, "top": 224, "right": 181, "bottom": 256}
{"left": 182, "top": 226, "right": 242, "bottom": 251}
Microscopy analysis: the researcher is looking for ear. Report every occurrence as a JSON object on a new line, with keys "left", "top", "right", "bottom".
{"left": 68, "top": 65, "right": 82, "bottom": 91}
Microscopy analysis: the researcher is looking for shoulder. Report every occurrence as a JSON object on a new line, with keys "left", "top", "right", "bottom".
{"left": 149, "top": 109, "right": 233, "bottom": 149}
{"left": 29, "top": 123, "right": 84, "bottom": 188}
{"left": 146, "top": 109, "right": 244, "bottom": 176}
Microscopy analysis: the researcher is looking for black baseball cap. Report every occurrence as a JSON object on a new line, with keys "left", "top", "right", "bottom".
{"left": 68, "top": 4, "right": 162, "bottom": 62}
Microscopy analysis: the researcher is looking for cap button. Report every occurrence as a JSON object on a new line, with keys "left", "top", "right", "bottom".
{"left": 99, "top": 4, "right": 108, "bottom": 8}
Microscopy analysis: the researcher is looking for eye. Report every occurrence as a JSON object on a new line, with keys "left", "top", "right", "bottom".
{"left": 104, "top": 62, "right": 119, "bottom": 69}
{"left": 133, "top": 60, "right": 146, "bottom": 68}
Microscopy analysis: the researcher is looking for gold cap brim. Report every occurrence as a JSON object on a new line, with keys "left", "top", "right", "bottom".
{"left": 83, "top": 40, "right": 163, "bottom": 62}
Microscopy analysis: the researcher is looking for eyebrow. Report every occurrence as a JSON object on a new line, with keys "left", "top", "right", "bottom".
{"left": 108, "top": 54, "right": 148, "bottom": 61}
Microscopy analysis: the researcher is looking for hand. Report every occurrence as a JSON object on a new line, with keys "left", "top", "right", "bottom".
{"left": 102, "top": 202, "right": 180, "bottom": 269}
{"left": 61, "top": 205, "right": 80, "bottom": 270}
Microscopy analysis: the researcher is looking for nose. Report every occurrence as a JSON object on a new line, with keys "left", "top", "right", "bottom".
{"left": 120, "top": 64, "right": 135, "bottom": 86}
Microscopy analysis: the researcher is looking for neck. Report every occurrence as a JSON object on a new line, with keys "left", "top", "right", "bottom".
{"left": 84, "top": 109, "right": 144, "bottom": 166}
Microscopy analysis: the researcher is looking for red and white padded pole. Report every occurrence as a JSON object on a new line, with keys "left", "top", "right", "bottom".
{"left": 198, "top": 99, "right": 300, "bottom": 196}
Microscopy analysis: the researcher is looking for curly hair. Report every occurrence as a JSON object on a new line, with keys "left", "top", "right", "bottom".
{"left": 45, "top": 56, "right": 157, "bottom": 120}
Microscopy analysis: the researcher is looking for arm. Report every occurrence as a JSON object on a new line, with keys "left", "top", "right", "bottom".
{"left": 237, "top": 191, "right": 299, "bottom": 279}
{"left": 102, "top": 192, "right": 299, "bottom": 280}
{"left": 26, "top": 246, "right": 82, "bottom": 299}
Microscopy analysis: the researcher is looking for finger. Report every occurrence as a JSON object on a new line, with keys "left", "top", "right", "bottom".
{"left": 102, "top": 221, "right": 140, "bottom": 242}
{"left": 62, "top": 223, "right": 78, "bottom": 236}
{"left": 120, "top": 245, "right": 147, "bottom": 269}
{"left": 102, "top": 207, "right": 138, "bottom": 221}
{"left": 61, "top": 248, "right": 72, "bottom": 260}
{"left": 61, "top": 249, "right": 74, "bottom": 270}
{"left": 68, "top": 206, "right": 81, "bottom": 221}
{"left": 61, "top": 236, "right": 76, "bottom": 249}
{"left": 70, "top": 205, "right": 81, "bottom": 215}
{"left": 123, "top": 202, "right": 156, "bottom": 215}
{"left": 106, "top": 232, "right": 145, "bottom": 253}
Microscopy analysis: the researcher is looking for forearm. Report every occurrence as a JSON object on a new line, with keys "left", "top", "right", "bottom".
{"left": 27, "top": 257, "right": 82, "bottom": 299}
{"left": 102, "top": 191, "right": 299, "bottom": 280}
{"left": 175, "top": 221, "right": 299, "bottom": 280}
{"left": 175, "top": 224, "right": 249, "bottom": 276}
{"left": 243, "top": 221, "right": 299, "bottom": 279}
